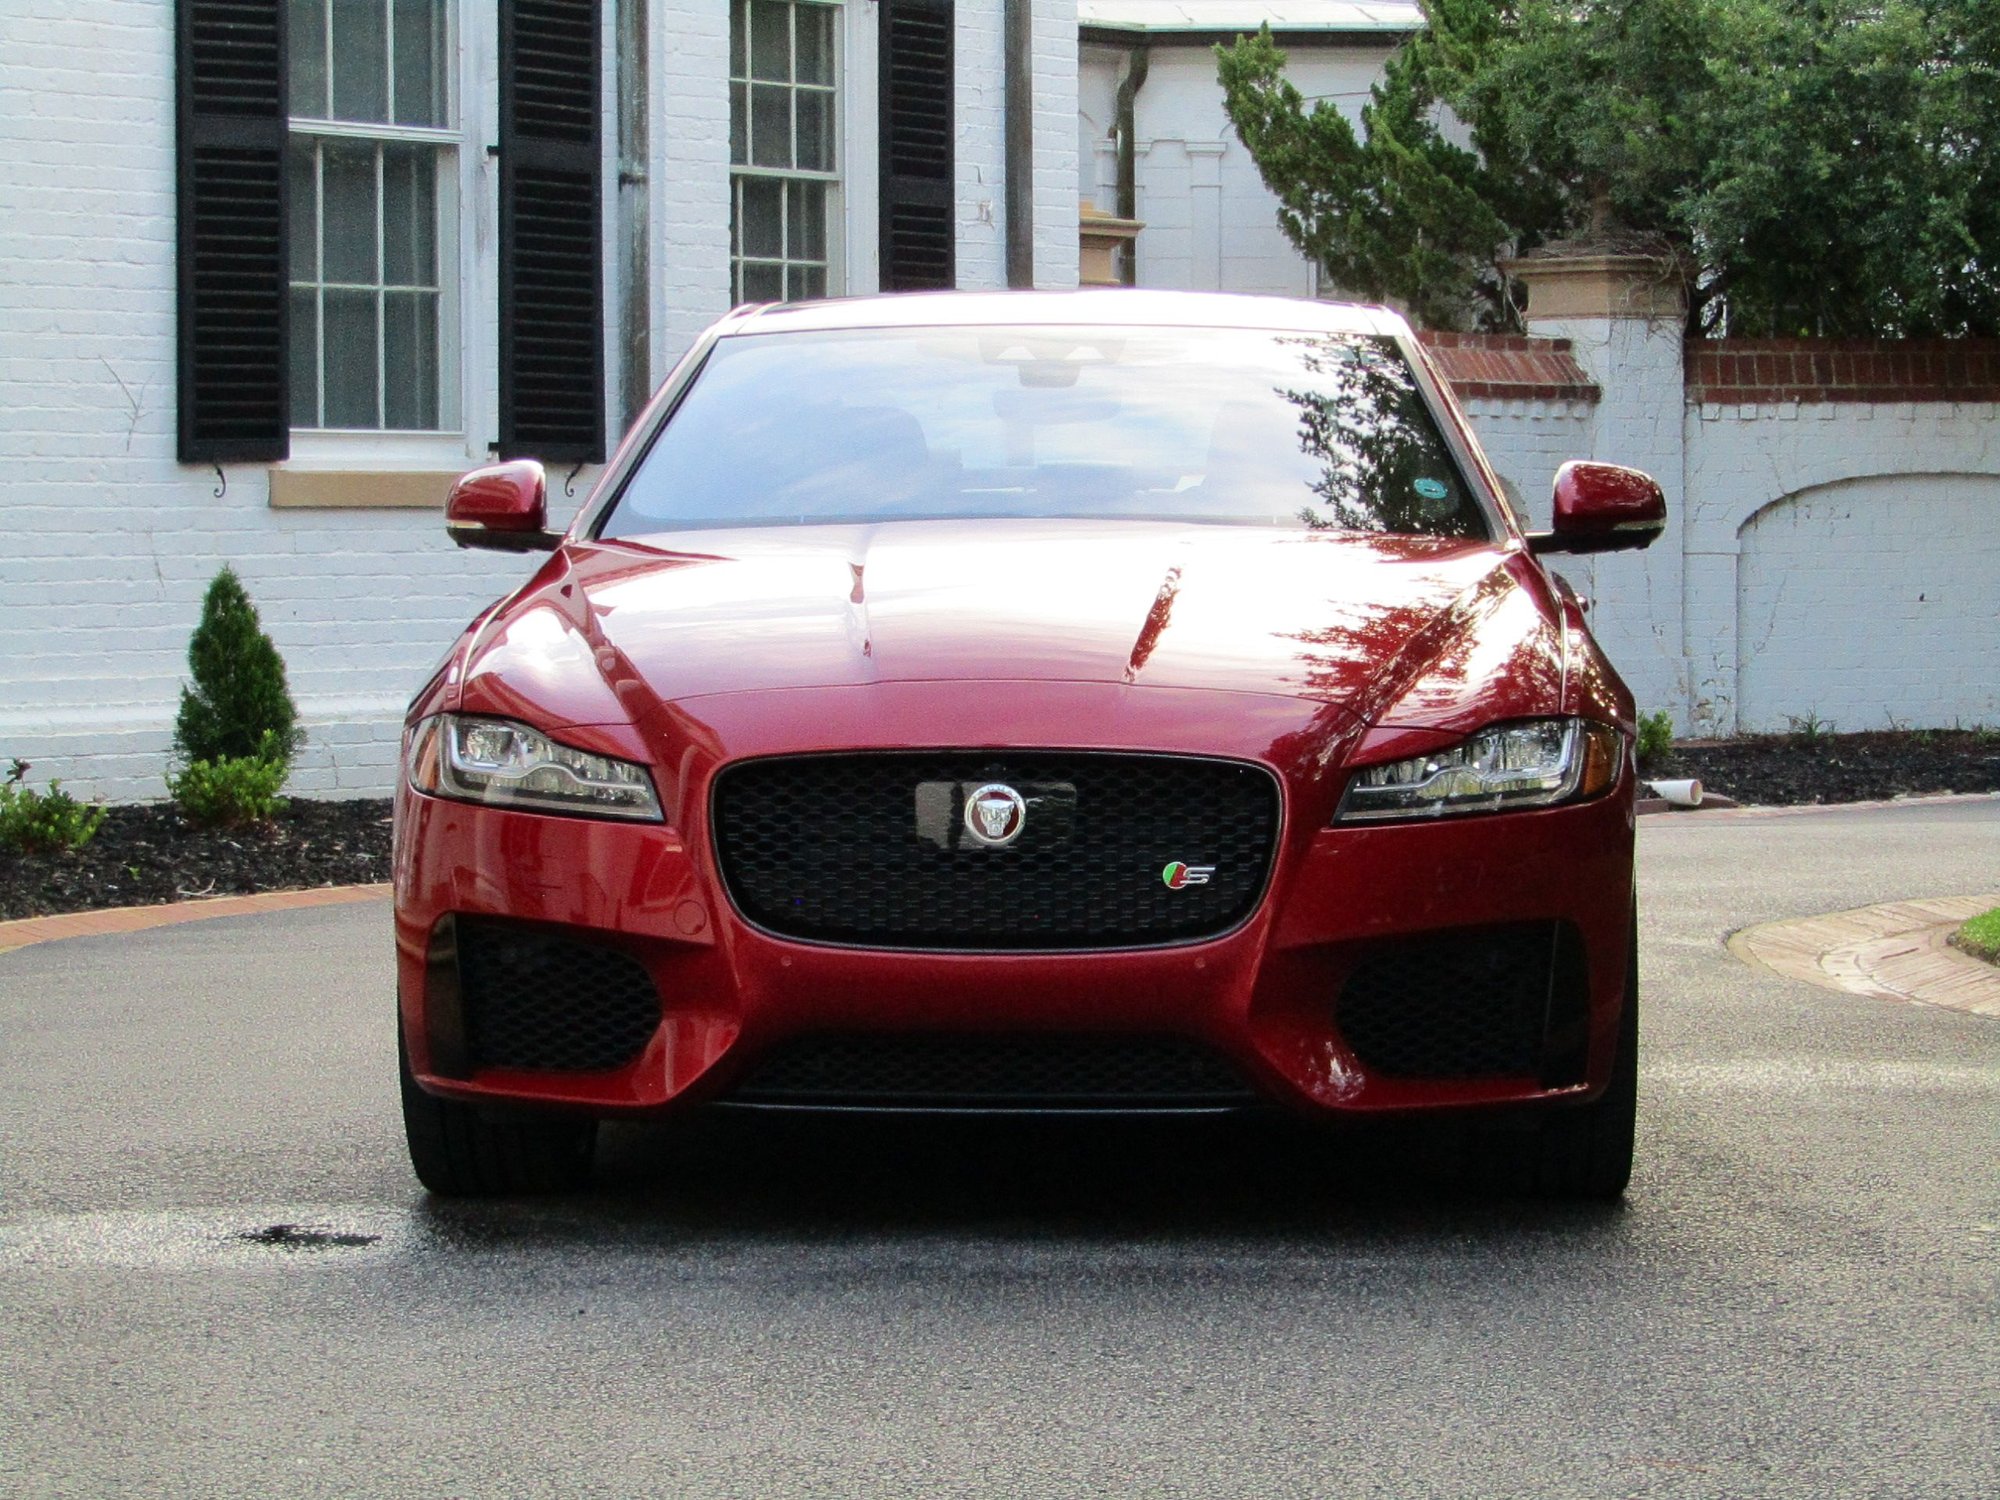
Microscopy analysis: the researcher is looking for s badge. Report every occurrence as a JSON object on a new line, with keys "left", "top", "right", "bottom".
{"left": 1162, "top": 861, "right": 1215, "bottom": 889}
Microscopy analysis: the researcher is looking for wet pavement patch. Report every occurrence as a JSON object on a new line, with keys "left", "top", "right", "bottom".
{"left": 235, "top": 1223, "right": 383, "bottom": 1250}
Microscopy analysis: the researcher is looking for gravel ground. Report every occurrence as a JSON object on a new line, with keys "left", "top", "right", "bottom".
{"left": 2, "top": 729, "right": 1997, "bottom": 920}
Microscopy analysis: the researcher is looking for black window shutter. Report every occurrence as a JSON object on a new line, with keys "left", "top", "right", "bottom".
{"left": 499, "top": 0, "right": 606, "bottom": 464}
{"left": 175, "top": 0, "right": 288, "bottom": 464}
{"left": 879, "top": 0, "right": 955, "bottom": 291}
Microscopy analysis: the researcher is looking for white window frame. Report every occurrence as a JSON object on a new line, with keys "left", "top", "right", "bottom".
{"left": 730, "top": 0, "right": 847, "bottom": 304}
{"left": 285, "top": 0, "right": 489, "bottom": 471}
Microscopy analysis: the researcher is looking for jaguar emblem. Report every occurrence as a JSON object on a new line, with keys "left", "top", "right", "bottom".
{"left": 963, "top": 783, "right": 1028, "bottom": 847}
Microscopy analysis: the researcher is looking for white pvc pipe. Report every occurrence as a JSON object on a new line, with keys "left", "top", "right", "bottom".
{"left": 1649, "top": 778, "right": 1704, "bottom": 808}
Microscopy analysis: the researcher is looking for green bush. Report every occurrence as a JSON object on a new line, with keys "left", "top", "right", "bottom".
{"left": 174, "top": 566, "right": 303, "bottom": 766}
{"left": 1635, "top": 710, "right": 1674, "bottom": 768}
{"left": 0, "top": 762, "right": 108, "bottom": 854}
{"left": 166, "top": 735, "right": 290, "bottom": 828}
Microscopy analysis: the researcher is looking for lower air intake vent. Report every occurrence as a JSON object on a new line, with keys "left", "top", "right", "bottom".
{"left": 456, "top": 918, "right": 660, "bottom": 1072}
{"left": 1336, "top": 923, "right": 1588, "bottom": 1080}
{"left": 731, "top": 1034, "right": 1258, "bottom": 1109}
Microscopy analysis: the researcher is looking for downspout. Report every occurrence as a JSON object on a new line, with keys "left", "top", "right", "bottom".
{"left": 1113, "top": 42, "right": 1149, "bottom": 286}
{"left": 614, "top": 0, "right": 649, "bottom": 432}
{"left": 1004, "top": 0, "right": 1034, "bottom": 288}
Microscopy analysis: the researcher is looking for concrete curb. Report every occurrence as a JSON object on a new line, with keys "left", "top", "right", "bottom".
{"left": 0, "top": 884, "right": 391, "bottom": 955}
{"left": 1729, "top": 892, "right": 2000, "bottom": 1019}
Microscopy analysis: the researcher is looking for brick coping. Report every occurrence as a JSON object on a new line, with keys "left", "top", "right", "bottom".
{"left": 1729, "top": 893, "right": 2000, "bottom": 1019}
{"left": 0, "top": 884, "right": 390, "bottom": 954}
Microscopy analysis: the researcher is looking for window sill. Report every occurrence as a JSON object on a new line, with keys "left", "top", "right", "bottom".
{"left": 267, "top": 468, "right": 464, "bottom": 509}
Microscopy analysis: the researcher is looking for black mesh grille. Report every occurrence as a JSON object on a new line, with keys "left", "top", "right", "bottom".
{"left": 1336, "top": 923, "right": 1581, "bottom": 1079}
{"left": 732, "top": 1034, "right": 1257, "bottom": 1109}
{"left": 711, "top": 752, "right": 1281, "bottom": 950}
{"left": 458, "top": 919, "right": 660, "bottom": 1073}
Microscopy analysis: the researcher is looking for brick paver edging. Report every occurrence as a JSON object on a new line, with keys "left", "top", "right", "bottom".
{"left": 1729, "top": 893, "right": 2000, "bottom": 1019}
{"left": 0, "top": 884, "right": 391, "bottom": 954}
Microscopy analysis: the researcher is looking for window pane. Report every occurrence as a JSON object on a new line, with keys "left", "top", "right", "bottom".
{"left": 392, "top": 0, "right": 445, "bottom": 127}
{"left": 322, "top": 142, "right": 379, "bottom": 283}
{"left": 796, "top": 88, "right": 832, "bottom": 174}
{"left": 330, "top": 0, "right": 389, "bottom": 123}
{"left": 729, "top": 0, "right": 747, "bottom": 78}
{"left": 749, "top": 0, "right": 790, "bottom": 81}
{"left": 290, "top": 287, "right": 321, "bottom": 426}
{"left": 381, "top": 144, "right": 435, "bottom": 286}
{"left": 741, "top": 261, "right": 784, "bottom": 302}
{"left": 289, "top": 0, "right": 329, "bottom": 117}
{"left": 786, "top": 264, "right": 825, "bottom": 302}
{"left": 287, "top": 141, "right": 319, "bottom": 280}
{"left": 740, "top": 176, "right": 783, "bottom": 258}
{"left": 795, "top": 4, "right": 832, "bottom": 86}
{"left": 729, "top": 82, "right": 747, "bottom": 166}
{"left": 787, "top": 178, "right": 824, "bottom": 260}
{"left": 323, "top": 287, "right": 380, "bottom": 427}
{"left": 384, "top": 290, "right": 439, "bottom": 428}
{"left": 750, "top": 83, "right": 791, "bottom": 168}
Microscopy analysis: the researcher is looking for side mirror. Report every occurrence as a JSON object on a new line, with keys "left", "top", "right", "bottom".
{"left": 444, "top": 461, "right": 561, "bottom": 552}
{"left": 1527, "top": 461, "right": 1666, "bottom": 555}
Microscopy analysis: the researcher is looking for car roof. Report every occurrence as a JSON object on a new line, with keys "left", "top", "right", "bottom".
{"left": 717, "top": 289, "right": 1413, "bottom": 340}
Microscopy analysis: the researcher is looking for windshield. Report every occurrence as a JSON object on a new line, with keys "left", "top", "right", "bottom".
{"left": 599, "top": 324, "right": 1490, "bottom": 540}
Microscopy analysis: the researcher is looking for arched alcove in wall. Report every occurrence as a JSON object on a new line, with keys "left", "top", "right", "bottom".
{"left": 1735, "top": 472, "right": 2000, "bottom": 732}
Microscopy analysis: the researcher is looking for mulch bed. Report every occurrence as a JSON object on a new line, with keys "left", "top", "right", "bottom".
{"left": 3, "top": 729, "right": 1997, "bottom": 922}
{"left": 0, "top": 798, "right": 392, "bottom": 921}
{"left": 1645, "top": 729, "right": 2000, "bottom": 809}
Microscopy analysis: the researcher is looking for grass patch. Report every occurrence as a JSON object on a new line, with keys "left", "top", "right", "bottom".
{"left": 1953, "top": 907, "right": 2000, "bottom": 964}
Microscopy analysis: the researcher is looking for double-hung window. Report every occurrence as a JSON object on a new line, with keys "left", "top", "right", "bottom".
{"left": 730, "top": 0, "right": 839, "bottom": 304}
{"left": 286, "top": 0, "right": 459, "bottom": 434}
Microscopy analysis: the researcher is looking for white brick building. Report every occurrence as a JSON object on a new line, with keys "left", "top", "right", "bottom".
{"left": 0, "top": 0, "right": 1080, "bottom": 800}
{"left": 3, "top": 1, "right": 1995, "bottom": 803}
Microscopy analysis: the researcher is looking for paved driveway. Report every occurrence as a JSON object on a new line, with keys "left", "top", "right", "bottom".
{"left": 2, "top": 800, "right": 1996, "bottom": 1498}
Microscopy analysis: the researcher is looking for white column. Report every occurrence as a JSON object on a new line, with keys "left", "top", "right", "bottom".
{"left": 1511, "top": 256, "right": 1695, "bottom": 729}
{"left": 1185, "top": 140, "right": 1224, "bottom": 291}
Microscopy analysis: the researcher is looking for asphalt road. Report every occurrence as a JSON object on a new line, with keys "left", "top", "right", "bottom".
{"left": 3, "top": 799, "right": 1996, "bottom": 1498}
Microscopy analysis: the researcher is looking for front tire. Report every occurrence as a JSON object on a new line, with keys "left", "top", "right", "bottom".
{"left": 399, "top": 1031, "right": 597, "bottom": 1196}
{"left": 1468, "top": 913, "right": 1638, "bottom": 1200}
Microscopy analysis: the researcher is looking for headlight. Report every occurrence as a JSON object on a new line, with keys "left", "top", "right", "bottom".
{"left": 406, "top": 714, "right": 663, "bottom": 822}
{"left": 1333, "top": 718, "right": 1620, "bottom": 824}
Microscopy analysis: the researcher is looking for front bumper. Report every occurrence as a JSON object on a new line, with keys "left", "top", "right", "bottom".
{"left": 394, "top": 720, "right": 1635, "bottom": 1120}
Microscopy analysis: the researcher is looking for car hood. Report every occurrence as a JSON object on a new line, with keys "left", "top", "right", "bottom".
{"left": 453, "top": 519, "right": 1567, "bottom": 736}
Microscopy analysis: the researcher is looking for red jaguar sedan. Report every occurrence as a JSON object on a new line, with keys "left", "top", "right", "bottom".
{"left": 394, "top": 291, "right": 1664, "bottom": 1199}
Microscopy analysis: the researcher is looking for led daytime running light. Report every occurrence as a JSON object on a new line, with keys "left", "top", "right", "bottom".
{"left": 1335, "top": 718, "right": 1619, "bottom": 824}
{"left": 408, "top": 714, "right": 663, "bottom": 821}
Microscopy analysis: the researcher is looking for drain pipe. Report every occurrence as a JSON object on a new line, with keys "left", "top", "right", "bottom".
{"left": 1114, "top": 42, "right": 1149, "bottom": 285}
{"left": 1004, "top": 0, "right": 1034, "bottom": 287}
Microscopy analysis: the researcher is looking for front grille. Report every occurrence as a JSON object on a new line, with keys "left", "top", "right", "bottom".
{"left": 1335, "top": 922, "right": 1587, "bottom": 1080}
{"left": 730, "top": 1034, "right": 1258, "bottom": 1109}
{"left": 457, "top": 918, "right": 660, "bottom": 1072}
{"left": 711, "top": 752, "right": 1280, "bottom": 950}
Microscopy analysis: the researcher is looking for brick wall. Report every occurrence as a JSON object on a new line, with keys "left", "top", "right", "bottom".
{"left": 1686, "top": 339, "right": 2000, "bottom": 405}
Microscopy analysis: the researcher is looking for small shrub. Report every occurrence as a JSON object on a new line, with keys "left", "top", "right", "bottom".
{"left": 1635, "top": 710, "right": 1674, "bottom": 768}
{"left": 0, "top": 761, "right": 108, "bottom": 854}
{"left": 1785, "top": 710, "right": 1835, "bottom": 748}
{"left": 166, "top": 734, "right": 290, "bottom": 829}
{"left": 174, "top": 566, "right": 303, "bottom": 766}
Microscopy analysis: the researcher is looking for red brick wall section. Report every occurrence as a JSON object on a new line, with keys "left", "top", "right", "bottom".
{"left": 1415, "top": 331, "right": 1600, "bottom": 402}
{"left": 1686, "top": 339, "right": 2000, "bottom": 404}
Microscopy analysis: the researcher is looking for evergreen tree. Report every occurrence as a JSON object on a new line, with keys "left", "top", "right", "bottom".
{"left": 1218, "top": 1, "right": 2000, "bottom": 336}
{"left": 173, "top": 566, "right": 303, "bottom": 766}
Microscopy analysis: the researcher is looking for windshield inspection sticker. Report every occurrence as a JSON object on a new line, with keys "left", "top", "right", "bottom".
{"left": 1162, "top": 862, "right": 1215, "bottom": 889}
